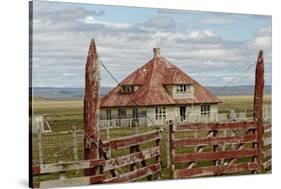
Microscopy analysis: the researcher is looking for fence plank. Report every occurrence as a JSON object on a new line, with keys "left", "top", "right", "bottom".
{"left": 103, "top": 130, "right": 162, "bottom": 150}
{"left": 174, "top": 135, "right": 257, "bottom": 147}
{"left": 104, "top": 163, "right": 161, "bottom": 183}
{"left": 33, "top": 174, "right": 105, "bottom": 188}
{"left": 33, "top": 159, "right": 104, "bottom": 175}
{"left": 175, "top": 121, "right": 257, "bottom": 131}
{"left": 263, "top": 149, "right": 271, "bottom": 159}
{"left": 263, "top": 159, "right": 272, "bottom": 169}
{"left": 174, "top": 149, "right": 258, "bottom": 163}
{"left": 264, "top": 123, "right": 271, "bottom": 133}
{"left": 174, "top": 162, "right": 258, "bottom": 178}
{"left": 263, "top": 137, "right": 272, "bottom": 146}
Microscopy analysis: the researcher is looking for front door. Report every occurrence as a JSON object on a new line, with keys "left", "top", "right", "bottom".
{"left": 180, "top": 106, "right": 186, "bottom": 121}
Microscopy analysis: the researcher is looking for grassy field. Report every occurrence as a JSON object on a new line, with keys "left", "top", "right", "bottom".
{"left": 31, "top": 95, "right": 271, "bottom": 181}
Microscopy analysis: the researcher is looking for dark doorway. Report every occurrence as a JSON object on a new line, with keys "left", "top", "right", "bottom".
{"left": 180, "top": 106, "right": 186, "bottom": 121}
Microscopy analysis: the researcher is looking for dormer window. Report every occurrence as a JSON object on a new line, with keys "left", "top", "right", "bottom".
{"left": 121, "top": 85, "right": 134, "bottom": 93}
{"left": 176, "top": 84, "right": 190, "bottom": 93}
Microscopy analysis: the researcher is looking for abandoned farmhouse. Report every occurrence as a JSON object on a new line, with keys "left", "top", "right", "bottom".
{"left": 100, "top": 48, "right": 221, "bottom": 127}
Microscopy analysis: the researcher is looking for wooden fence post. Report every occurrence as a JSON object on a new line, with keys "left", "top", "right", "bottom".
{"left": 168, "top": 120, "right": 174, "bottom": 178}
{"left": 37, "top": 125, "right": 44, "bottom": 165}
{"left": 253, "top": 50, "right": 264, "bottom": 173}
{"left": 72, "top": 126, "right": 78, "bottom": 161}
{"left": 84, "top": 39, "right": 100, "bottom": 176}
{"left": 106, "top": 127, "right": 110, "bottom": 140}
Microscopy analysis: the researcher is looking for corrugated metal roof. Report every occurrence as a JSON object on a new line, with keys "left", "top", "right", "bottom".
{"left": 100, "top": 52, "right": 221, "bottom": 108}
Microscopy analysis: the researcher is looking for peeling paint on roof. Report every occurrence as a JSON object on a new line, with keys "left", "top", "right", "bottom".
{"left": 100, "top": 54, "right": 221, "bottom": 108}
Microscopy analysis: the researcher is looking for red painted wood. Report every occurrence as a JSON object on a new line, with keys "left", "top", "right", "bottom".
{"left": 104, "top": 146, "right": 160, "bottom": 171}
{"left": 33, "top": 181, "right": 40, "bottom": 188}
{"left": 175, "top": 162, "right": 258, "bottom": 178}
{"left": 174, "top": 149, "right": 258, "bottom": 163}
{"left": 32, "top": 165, "right": 40, "bottom": 175}
{"left": 264, "top": 123, "right": 271, "bottom": 132}
{"left": 253, "top": 50, "right": 264, "bottom": 173}
{"left": 89, "top": 175, "right": 106, "bottom": 184}
{"left": 104, "top": 163, "right": 161, "bottom": 183}
{"left": 168, "top": 121, "right": 174, "bottom": 178}
{"left": 103, "top": 130, "right": 161, "bottom": 150}
{"left": 174, "top": 135, "right": 258, "bottom": 147}
{"left": 175, "top": 121, "right": 257, "bottom": 131}
{"left": 84, "top": 39, "right": 101, "bottom": 176}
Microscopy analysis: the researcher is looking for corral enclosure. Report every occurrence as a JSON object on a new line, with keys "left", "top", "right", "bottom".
{"left": 31, "top": 95, "right": 272, "bottom": 184}
{"left": 30, "top": 42, "right": 271, "bottom": 187}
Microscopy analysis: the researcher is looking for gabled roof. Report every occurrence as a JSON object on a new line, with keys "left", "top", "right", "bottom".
{"left": 100, "top": 50, "right": 221, "bottom": 108}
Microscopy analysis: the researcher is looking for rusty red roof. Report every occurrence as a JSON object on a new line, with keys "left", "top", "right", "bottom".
{"left": 100, "top": 50, "right": 221, "bottom": 108}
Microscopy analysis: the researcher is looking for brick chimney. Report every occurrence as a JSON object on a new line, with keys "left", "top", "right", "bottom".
{"left": 153, "top": 48, "right": 160, "bottom": 57}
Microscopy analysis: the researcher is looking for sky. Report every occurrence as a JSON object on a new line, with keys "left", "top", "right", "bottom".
{"left": 31, "top": 1, "right": 272, "bottom": 88}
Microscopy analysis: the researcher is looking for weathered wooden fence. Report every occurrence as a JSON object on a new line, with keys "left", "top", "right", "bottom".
{"left": 101, "top": 130, "right": 162, "bottom": 183}
{"left": 32, "top": 130, "right": 162, "bottom": 187}
{"left": 168, "top": 120, "right": 266, "bottom": 179}
{"left": 32, "top": 159, "right": 105, "bottom": 188}
{"left": 263, "top": 122, "right": 271, "bottom": 172}
{"left": 30, "top": 42, "right": 271, "bottom": 188}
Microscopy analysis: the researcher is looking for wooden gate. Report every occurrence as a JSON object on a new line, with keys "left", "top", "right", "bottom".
{"left": 101, "top": 130, "right": 162, "bottom": 183}
{"left": 32, "top": 159, "right": 105, "bottom": 188}
{"left": 168, "top": 121, "right": 263, "bottom": 179}
{"left": 32, "top": 130, "right": 162, "bottom": 187}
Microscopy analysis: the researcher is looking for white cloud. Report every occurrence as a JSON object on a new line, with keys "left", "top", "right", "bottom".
{"left": 254, "top": 27, "right": 272, "bottom": 49}
{"left": 31, "top": 3, "right": 272, "bottom": 88}
{"left": 188, "top": 30, "right": 216, "bottom": 39}
{"left": 142, "top": 16, "right": 176, "bottom": 29}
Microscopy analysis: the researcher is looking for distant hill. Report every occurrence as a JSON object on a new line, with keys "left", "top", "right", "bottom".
{"left": 206, "top": 85, "right": 271, "bottom": 96}
{"left": 31, "top": 85, "right": 271, "bottom": 100}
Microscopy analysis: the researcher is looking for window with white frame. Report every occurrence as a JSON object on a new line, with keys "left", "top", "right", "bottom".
{"left": 201, "top": 104, "right": 210, "bottom": 115}
{"left": 155, "top": 106, "right": 167, "bottom": 120}
{"left": 122, "top": 85, "right": 134, "bottom": 93}
{"left": 118, "top": 108, "right": 127, "bottom": 118}
{"left": 106, "top": 109, "right": 111, "bottom": 120}
{"left": 176, "top": 84, "right": 190, "bottom": 93}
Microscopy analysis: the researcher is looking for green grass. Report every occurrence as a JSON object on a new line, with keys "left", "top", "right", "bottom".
{"left": 31, "top": 95, "right": 272, "bottom": 182}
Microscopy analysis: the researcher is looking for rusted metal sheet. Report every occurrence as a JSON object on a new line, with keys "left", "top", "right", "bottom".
{"left": 83, "top": 39, "right": 100, "bottom": 176}
{"left": 175, "top": 121, "right": 257, "bottom": 131}
{"left": 104, "top": 146, "right": 160, "bottom": 171}
{"left": 253, "top": 50, "right": 265, "bottom": 173}
{"left": 32, "top": 159, "right": 104, "bottom": 175}
{"left": 100, "top": 51, "right": 220, "bottom": 108}
{"left": 174, "top": 135, "right": 258, "bottom": 148}
{"left": 102, "top": 130, "right": 162, "bottom": 150}
{"left": 174, "top": 162, "right": 258, "bottom": 178}
{"left": 174, "top": 149, "right": 258, "bottom": 163}
{"left": 104, "top": 163, "right": 161, "bottom": 183}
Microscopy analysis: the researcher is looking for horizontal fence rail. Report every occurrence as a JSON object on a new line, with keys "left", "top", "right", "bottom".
{"left": 168, "top": 120, "right": 263, "bottom": 179}
{"left": 32, "top": 130, "right": 163, "bottom": 187}
{"left": 262, "top": 122, "right": 272, "bottom": 172}
{"left": 32, "top": 159, "right": 105, "bottom": 188}
{"left": 101, "top": 130, "right": 162, "bottom": 183}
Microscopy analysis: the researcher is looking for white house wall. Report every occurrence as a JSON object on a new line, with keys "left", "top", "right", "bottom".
{"left": 100, "top": 104, "right": 218, "bottom": 126}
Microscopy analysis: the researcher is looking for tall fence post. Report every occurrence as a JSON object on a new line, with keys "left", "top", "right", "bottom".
{"left": 168, "top": 120, "right": 174, "bottom": 178}
{"left": 84, "top": 39, "right": 100, "bottom": 176}
{"left": 253, "top": 50, "right": 264, "bottom": 173}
